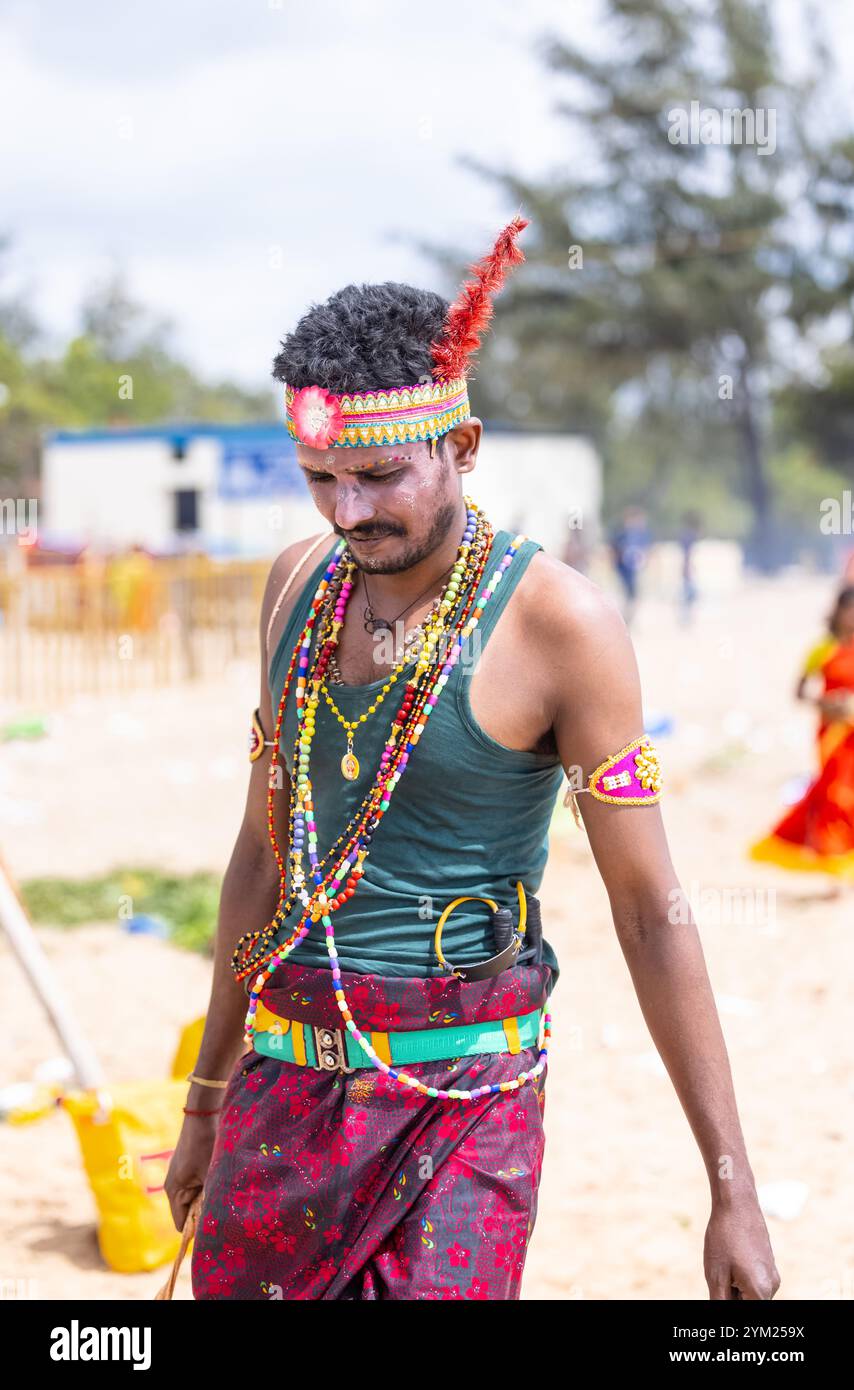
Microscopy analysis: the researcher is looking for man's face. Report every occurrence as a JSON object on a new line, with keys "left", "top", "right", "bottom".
{"left": 295, "top": 427, "right": 478, "bottom": 574}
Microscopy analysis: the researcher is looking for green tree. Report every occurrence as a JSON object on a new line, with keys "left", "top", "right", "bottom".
{"left": 0, "top": 264, "right": 275, "bottom": 493}
{"left": 442, "top": 0, "right": 853, "bottom": 569}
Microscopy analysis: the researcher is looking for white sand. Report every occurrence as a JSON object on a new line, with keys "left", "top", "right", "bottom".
{"left": 0, "top": 573, "right": 850, "bottom": 1300}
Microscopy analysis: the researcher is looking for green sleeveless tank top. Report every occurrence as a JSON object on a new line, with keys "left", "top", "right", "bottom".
{"left": 267, "top": 526, "right": 564, "bottom": 985}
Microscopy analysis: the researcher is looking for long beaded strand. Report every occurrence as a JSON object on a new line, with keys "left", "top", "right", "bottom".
{"left": 232, "top": 503, "right": 492, "bottom": 979}
{"left": 234, "top": 505, "right": 491, "bottom": 977}
{"left": 239, "top": 511, "right": 551, "bottom": 1102}
{"left": 317, "top": 532, "right": 551, "bottom": 1101}
{"left": 230, "top": 544, "right": 346, "bottom": 976}
{"left": 290, "top": 509, "right": 492, "bottom": 896}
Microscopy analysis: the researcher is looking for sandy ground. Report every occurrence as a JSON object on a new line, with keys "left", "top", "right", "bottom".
{"left": 0, "top": 571, "right": 851, "bottom": 1301}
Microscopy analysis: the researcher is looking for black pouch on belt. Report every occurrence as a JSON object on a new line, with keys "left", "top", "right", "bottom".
{"left": 515, "top": 891, "right": 543, "bottom": 966}
{"left": 446, "top": 890, "right": 544, "bottom": 981}
{"left": 491, "top": 890, "right": 543, "bottom": 966}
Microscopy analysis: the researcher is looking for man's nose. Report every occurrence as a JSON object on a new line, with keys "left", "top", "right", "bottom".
{"left": 333, "top": 484, "right": 376, "bottom": 532}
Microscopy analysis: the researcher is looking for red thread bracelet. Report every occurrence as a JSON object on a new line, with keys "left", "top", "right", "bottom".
{"left": 183, "top": 1106, "right": 222, "bottom": 1117}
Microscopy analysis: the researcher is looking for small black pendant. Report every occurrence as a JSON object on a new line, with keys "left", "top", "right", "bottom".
{"left": 364, "top": 616, "right": 393, "bottom": 634}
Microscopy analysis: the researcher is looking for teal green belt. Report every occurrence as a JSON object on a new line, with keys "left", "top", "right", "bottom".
{"left": 252, "top": 1007, "right": 544, "bottom": 1072}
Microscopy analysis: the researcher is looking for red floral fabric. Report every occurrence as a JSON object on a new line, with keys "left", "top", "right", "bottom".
{"left": 191, "top": 960, "right": 552, "bottom": 1300}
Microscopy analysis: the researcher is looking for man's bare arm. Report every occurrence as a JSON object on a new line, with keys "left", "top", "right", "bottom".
{"left": 538, "top": 559, "right": 779, "bottom": 1300}
{"left": 187, "top": 558, "right": 295, "bottom": 1080}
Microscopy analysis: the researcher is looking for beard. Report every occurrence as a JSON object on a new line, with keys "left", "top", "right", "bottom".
{"left": 342, "top": 497, "right": 461, "bottom": 574}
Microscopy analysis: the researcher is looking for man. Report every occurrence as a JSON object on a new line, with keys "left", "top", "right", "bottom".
{"left": 678, "top": 510, "right": 702, "bottom": 625}
{"left": 609, "top": 505, "right": 651, "bottom": 627}
{"left": 166, "top": 219, "right": 779, "bottom": 1301}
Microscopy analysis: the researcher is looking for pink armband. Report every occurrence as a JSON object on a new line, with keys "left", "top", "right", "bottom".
{"left": 564, "top": 735, "right": 663, "bottom": 824}
{"left": 249, "top": 707, "right": 275, "bottom": 763}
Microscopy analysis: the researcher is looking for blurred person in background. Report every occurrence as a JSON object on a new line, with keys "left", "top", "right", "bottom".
{"left": 107, "top": 543, "right": 156, "bottom": 631}
{"left": 750, "top": 586, "right": 854, "bottom": 887}
{"left": 608, "top": 504, "right": 650, "bottom": 626}
{"left": 678, "top": 510, "right": 702, "bottom": 625}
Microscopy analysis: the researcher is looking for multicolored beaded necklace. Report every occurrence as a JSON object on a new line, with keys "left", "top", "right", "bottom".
{"left": 326, "top": 591, "right": 443, "bottom": 686}
{"left": 231, "top": 499, "right": 491, "bottom": 980}
{"left": 232, "top": 497, "right": 551, "bottom": 1102}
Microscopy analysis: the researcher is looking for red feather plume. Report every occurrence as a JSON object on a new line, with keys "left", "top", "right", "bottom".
{"left": 430, "top": 215, "right": 529, "bottom": 382}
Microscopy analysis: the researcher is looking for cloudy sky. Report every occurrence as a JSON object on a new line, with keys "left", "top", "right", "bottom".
{"left": 2, "top": 0, "right": 851, "bottom": 389}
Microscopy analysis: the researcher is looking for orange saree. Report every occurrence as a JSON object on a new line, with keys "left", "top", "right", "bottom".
{"left": 750, "top": 636, "right": 854, "bottom": 879}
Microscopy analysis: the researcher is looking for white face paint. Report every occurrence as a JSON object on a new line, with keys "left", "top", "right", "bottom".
{"left": 296, "top": 435, "right": 471, "bottom": 573}
{"left": 398, "top": 482, "right": 419, "bottom": 514}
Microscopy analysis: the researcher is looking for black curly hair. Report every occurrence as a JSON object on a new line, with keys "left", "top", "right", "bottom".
{"left": 271, "top": 282, "right": 450, "bottom": 393}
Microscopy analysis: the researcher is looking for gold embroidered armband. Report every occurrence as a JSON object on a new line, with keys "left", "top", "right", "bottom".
{"left": 564, "top": 735, "right": 663, "bottom": 825}
{"left": 249, "top": 707, "right": 275, "bottom": 763}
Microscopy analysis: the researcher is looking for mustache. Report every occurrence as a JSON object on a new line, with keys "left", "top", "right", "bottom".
{"left": 340, "top": 527, "right": 401, "bottom": 540}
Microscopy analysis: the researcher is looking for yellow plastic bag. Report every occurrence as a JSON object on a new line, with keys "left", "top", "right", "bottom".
{"left": 63, "top": 1080, "right": 188, "bottom": 1273}
{"left": 170, "top": 1015, "right": 206, "bottom": 1081}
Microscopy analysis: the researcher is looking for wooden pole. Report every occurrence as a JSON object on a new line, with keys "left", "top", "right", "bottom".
{"left": 0, "top": 851, "right": 105, "bottom": 1090}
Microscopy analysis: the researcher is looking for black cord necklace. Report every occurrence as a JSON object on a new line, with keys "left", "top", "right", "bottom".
{"left": 361, "top": 563, "right": 456, "bottom": 634}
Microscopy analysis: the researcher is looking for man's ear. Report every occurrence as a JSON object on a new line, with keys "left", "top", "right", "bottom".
{"left": 446, "top": 418, "right": 482, "bottom": 473}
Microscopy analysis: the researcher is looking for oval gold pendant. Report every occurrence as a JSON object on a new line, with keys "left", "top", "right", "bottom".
{"left": 341, "top": 751, "right": 360, "bottom": 780}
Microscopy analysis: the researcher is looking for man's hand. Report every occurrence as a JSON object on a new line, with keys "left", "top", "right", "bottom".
{"left": 704, "top": 1194, "right": 781, "bottom": 1300}
{"left": 165, "top": 1112, "right": 220, "bottom": 1235}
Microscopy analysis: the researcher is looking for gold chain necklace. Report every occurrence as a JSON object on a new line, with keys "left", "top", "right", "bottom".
{"left": 326, "top": 592, "right": 443, "bottom": 686}
{"left": 315, "top": 527, "right": 488, "bottom": 780}
{"left": 320, "top": 597, "right": 449, "bottom": 780}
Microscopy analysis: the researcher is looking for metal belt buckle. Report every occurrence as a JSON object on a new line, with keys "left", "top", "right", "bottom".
{"left": 312, "top": 1025, "right": 356, "bottom": 1074}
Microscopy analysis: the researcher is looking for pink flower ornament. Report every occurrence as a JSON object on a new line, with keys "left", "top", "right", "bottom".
{"left": 290, "top": 385, "right": 344, "bottom": 448}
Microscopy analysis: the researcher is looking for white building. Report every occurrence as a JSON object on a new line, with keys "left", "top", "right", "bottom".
{"left": 41, "top": 422, "right": 601, "bottom": 558}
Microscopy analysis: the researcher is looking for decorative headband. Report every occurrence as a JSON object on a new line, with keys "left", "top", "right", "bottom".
{"left": 284, "top": 214, "right": 528, "bottom": 450}
{"left": 285, "top": 376, "right": 470, "bottom": 450}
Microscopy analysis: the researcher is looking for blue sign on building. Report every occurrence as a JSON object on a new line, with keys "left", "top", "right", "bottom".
{"left": 218, "top": 430, "right": 303, "bottom": 499}
{"left": 44, "top": 422, "right": 307, "bottom": 503}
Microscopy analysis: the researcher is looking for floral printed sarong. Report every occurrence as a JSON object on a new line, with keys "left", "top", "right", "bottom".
{"left": 191, "top": 959, "right": 551, "bottom": 1300}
